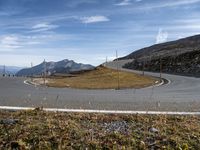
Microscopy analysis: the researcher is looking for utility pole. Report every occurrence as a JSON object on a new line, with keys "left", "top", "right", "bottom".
{"left": 116, "top": 50, "right": 120, "bottom": 90}
{"left": 148, "top": 55, "right": 152, "bottom": 71}
{"left": 142, "top": 60, "right": 145, "bottom": 76}
{"left": 31, "top": 62, "right": 33, "bottom": 82}
{"left": 142, "top": 51, "right": 145, "bottom": 76}
{"left": 160, "top": 56, "right": 162, "bottom": 82}
{"left": 3, "top": 65, "right": 5, "bottom": 77}
{"left": 43, "top": 59, "right": 46, "bottom": 86}
{"left": 104, "top": 56, "right": 108, "bottom": 67}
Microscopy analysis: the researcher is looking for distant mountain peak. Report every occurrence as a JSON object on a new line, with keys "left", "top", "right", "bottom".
{"left": 63, "top": 59, "right": 69, "bottom": 62}
{"left": 16, "top": 59, "right": 94, "bottom": 76}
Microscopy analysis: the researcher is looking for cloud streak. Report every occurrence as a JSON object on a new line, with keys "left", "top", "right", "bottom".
{"left": 0, "top": 35, "right": 41, "bottom": 51}
{"left": 80, "top": 15, "right": 110, "bottom": 24}
{"left": 142, "top": 0, "right": 200, "bottom": 10}
{"left": 115, "top": 0, "right": 132, "bottom": 6}
{"left": 0, "top": 32, "right": 74, "bottom": 53}
{"left": 31, "top": 23, "right": 58, "bottom": 33}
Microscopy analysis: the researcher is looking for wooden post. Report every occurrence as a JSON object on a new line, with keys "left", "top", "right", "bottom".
{"left": 142, "top": 51, "right": 145, "bottom": 76}
{"left": 116, "top": 50, "right": 120, "bottom": 90}
{"left": 44, "top": 59, "right": 46, "bottom": 86}
{"left": 3, "top": 65, "right": 5, "bottom": 76}
{"left": 142, "top": 60, "right": 145, "bottom": 76}
{"left": 160, "top": 56, "right": 162, "bottom": 82}
{"left": 31, "top": 62, "right": 33, "bottom": 82}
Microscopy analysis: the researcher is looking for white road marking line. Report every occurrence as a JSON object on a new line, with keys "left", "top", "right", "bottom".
{"left": 153, "top": 79, "right": 164, "bottom": 87}
{"left": 165, "top": 78, "right": 171, "bottom": 85}
{"left": 144, "top": 79, "right": 165, "bottom": 89}
{"left": 24, "top": 80, "right": 40, "bottom": 86}
{"left": 0, "top": 106, "right": 200, "bottom": 115}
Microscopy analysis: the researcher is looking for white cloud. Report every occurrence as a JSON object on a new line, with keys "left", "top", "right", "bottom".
{"left": 31, "top": 23, "right": 58, "bottom": 32}
{"left": 0, "top": 35, "right": 22, "bottom": 50}
{"left": 115, "top": 0, "right": 132, "bottom": 6}
{"left": 1, "top": 36, "right": 19, "bottom": 46}
{"left": 80, "top": 15, "right": 110, "bottom": 24}
{"left": 163, "top": 0, "right": 200, "bottom": 7}
{"left": 0, "top": 34, "right": 42, "bottom": 52}
{"left": 32, "top": 23, "right": 50, "bottom": 29}
{"left": 143, "top": 0, "right": 200, "bottom": 9}
{"left": 156, "top": 28, "right": 168, "bottom": 44}
{"left": 66, "top": 0, "right": 98, "bottom": 8}
{"left": 0, "top": 32, "right": 77, "bottom": 53}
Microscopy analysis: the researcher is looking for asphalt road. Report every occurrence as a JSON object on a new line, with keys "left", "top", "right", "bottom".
{"left": 0, "top": 60, "right": 200, "bottom": 112}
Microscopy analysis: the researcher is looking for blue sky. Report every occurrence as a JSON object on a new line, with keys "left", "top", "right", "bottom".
{"left": 1, "top": 0, "right": 200, "bottom": 67}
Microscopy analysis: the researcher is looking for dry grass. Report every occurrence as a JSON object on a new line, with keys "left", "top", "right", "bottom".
{"left": 0, "top": 109, "right": 200, "bottom": 149}
{"left": 45, "top": 66, "right": 157, "bottom": 89}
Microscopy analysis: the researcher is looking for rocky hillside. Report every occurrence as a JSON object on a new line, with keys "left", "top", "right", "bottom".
{"left": 121, "top": 34, "right": 200, "bottom": 77}
{"left": 16, "top": 59, "right": 94, "bottom": 76}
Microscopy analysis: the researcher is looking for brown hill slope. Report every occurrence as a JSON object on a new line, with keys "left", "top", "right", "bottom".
{"left": 120, "top": 34, "right": 200, "bottom": 61}
{"left": 121, "top": 35, "right": 200, "bottom": 77}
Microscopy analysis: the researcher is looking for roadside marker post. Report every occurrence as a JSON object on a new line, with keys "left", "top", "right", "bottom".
{"left": 160, "top": 56, "right": 162, "bottom": 82}
{"left": 31, "top": 62, "right": 33, "bottom": 82}
{"left": 43, "top": 59, "right": 46, "bottom": 86}
{"left": 116, "top": 50, "right": 120, "bottom": 90}
{"left": 3, "top": 65, "right": 5, "bottom": 75}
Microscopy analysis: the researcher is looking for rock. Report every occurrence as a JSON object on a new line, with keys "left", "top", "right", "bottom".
{"left": 102, "top": 121, "right": 129, "bottom": 134}
{"left": 149, "top": 127, "right": 159, "bottom": 133}
{"left": 139, "top": 141, "right": 146, "bottom": 149}
{"left": 0, "top": 119, "right": 19, "bottom": 125}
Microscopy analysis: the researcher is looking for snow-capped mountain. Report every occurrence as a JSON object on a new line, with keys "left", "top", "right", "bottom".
{"left": 16, "top": 59, "right": 94, "bottom": 76}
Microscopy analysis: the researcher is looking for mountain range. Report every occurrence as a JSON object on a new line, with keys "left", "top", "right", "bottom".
{"left": 0, "top": 66, "right": 23, "bottom": 75}
{"left": 121, "top": 34, "right": 200, "bottom": 77}
{"left": 16, "top": 59, "right": 94, "bottom": 76}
